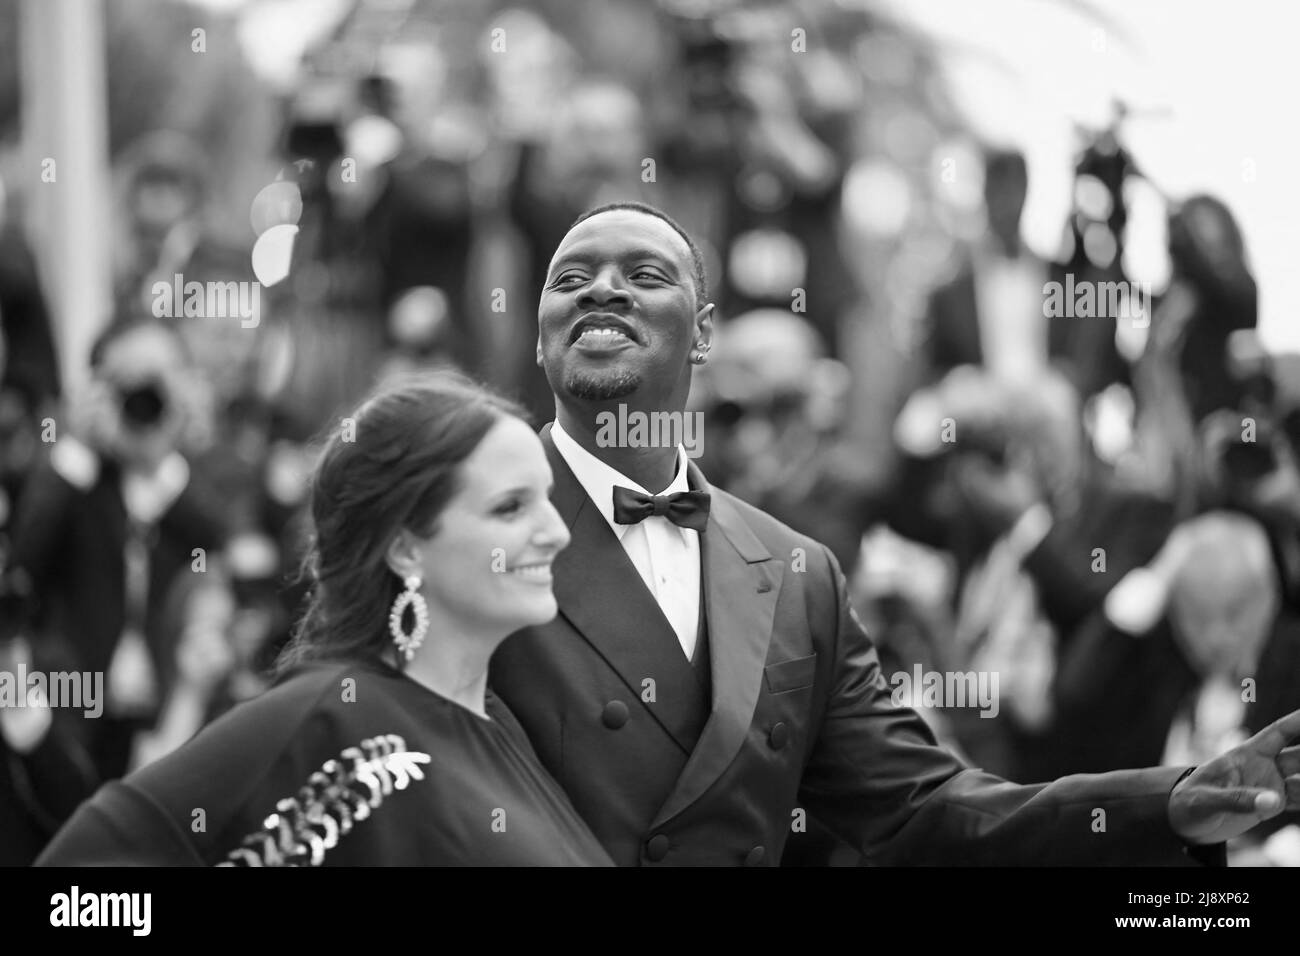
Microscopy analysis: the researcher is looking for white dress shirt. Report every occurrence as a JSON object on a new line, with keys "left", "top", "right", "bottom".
{"left": 973, "top": 246, "right": 1049, "bottom": 386}
{"left": 551, "top": 420, "right": 702, "bottom": 661}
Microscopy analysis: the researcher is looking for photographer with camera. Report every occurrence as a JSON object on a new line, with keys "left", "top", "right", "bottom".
{"left": 1, "top": 315, "right": 229, "bottom": 787}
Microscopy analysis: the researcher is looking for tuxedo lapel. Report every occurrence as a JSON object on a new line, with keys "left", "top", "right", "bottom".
{"left": 650, "top": 463, "right": 782, "bottom": 829}
{"left": 542, "top": 426, "right": 706, "bottom": 754}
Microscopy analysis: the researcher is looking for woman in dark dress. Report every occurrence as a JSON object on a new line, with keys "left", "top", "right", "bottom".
{"left": 38, "top": 376, "right": 612, "bottom": 866}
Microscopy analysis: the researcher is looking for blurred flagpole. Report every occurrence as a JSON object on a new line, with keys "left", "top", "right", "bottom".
{"left": 20, "top": 0, "right": 113, "bottom": 399}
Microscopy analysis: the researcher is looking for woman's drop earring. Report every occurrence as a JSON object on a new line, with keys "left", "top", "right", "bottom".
{"left": 389, "top": 575, "right": 429, "bottom": 662}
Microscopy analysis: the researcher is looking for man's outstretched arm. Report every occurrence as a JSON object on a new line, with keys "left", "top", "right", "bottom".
{"left": 796, "top": 544, "right": 1297, "bottom": 865}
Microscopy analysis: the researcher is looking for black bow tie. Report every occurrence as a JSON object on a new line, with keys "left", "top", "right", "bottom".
{"left": 612, "top": 486, "right": 710, "bottom": 532}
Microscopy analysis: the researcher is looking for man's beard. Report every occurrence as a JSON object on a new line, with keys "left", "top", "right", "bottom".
{"left": 564, "top": 367, "right": 641, "bottom": 401}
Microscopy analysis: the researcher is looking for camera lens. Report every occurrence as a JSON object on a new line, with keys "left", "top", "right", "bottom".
{"left": 119, "top": 382, "right": 167, "bottom": 428}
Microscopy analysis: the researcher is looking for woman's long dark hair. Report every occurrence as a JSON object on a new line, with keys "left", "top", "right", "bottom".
{"left": 1168, "top": 194, "right": 1256, "bottom": 319}
{"left": 275, "top": 373, "right": 528, "bottom": 675}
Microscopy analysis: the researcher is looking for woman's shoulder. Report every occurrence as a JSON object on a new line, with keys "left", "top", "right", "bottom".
{"left": 153, "top": 658, "right": 420, "bottom": 761}
{"left": 122, "top": 660, "right": 424, "bottom": 852}
{"left": 161, "top": 661, "right": 367, "bottom": 742}
{"left": 37, "top": 660, "right": 445, "bottom": 866}
{"left": 206, "top": 657, "right": 417, "bottom": 722}
{"left": 240, "top": 658, "right": 392, "bottom": 708}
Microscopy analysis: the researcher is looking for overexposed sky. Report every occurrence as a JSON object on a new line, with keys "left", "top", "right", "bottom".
{"left": 881, "top": 0, "right": 1300, "bottom": 351}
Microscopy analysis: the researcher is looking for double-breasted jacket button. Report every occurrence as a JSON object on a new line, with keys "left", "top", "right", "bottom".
{"left": 646, "top": 834, "right": 670, "bottom": 861}
{"left": 602, "top": 700, "right": 630, "bottom": 729}
{"left": 744, "top": 845, "right": 766, "bottom": 866}
{"left": 768, "top": 721, "right": 789, "bottom": 749}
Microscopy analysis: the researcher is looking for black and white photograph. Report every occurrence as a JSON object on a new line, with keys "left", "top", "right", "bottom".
{"left": 1, "top": 0, "right": 1299, "bottom": 931}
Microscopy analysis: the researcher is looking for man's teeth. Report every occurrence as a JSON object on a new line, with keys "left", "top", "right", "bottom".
{"left": 578, "top": 328, "right": 630, "bottom": 339}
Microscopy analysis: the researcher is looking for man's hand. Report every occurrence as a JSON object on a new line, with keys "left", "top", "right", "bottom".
{"left": 1169, "top": 709, "right": 1300, "bottom": 845}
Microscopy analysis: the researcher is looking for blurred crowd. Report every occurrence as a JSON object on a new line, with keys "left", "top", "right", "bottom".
{"left": 1, "top": 0, "right": 1297, "bottom": 866}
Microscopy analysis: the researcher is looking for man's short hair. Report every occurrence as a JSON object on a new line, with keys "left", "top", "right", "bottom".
{"left": 569, "top": 201, "right": 708, "bottom": 302}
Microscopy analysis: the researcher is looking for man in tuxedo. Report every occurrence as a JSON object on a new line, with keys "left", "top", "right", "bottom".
{"left": 489, "top": 200, "right": 1300, "bottom": 866}
{"left": 919, "top": 148, "right": 1125, "bottom": 399}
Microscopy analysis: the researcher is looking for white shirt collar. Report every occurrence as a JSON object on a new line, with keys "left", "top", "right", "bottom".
{"left": 550, "top": 419, "right": 692, "bottom": 540}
